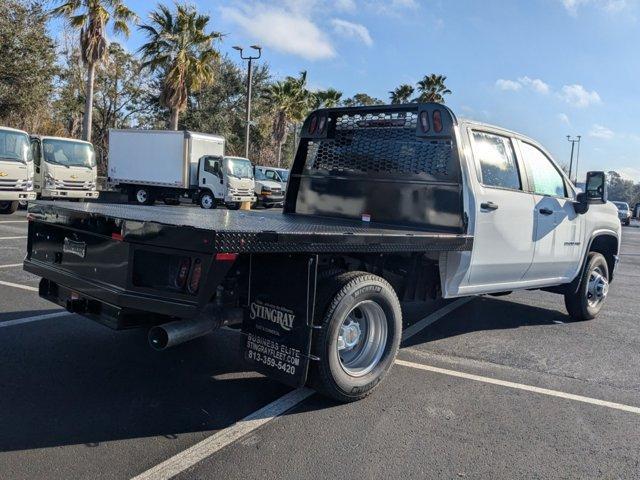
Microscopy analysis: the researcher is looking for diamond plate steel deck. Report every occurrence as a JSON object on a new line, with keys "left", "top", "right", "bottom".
{"left": 29, "top": 201, "right": 473, "bottom": 254}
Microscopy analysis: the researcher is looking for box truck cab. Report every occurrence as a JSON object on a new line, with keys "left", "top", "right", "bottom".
{"left": 0, "top": 126, "right": 36, "bottom": 214}
{"left": 30, "top": 136, "right": 99, "bottom": 201}
{"left": 198, "top": 156, "right": 256, "bottom": 210}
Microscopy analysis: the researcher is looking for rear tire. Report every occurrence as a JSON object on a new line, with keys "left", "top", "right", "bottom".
{"left": 0, "top": 201, "right": 18, "bottom": 214}
{"left": 308, "top": 271, "right": 402, "bottom": 402}
{"left": 564, "top": 252, "right": 609, "bottom": 321}
{"left": 132, "top": 187, "right": 155, "bottom": 206}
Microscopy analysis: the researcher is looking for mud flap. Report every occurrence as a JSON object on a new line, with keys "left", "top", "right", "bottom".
{"left": 241, "top": 254, "right": 318, "bottom": 388}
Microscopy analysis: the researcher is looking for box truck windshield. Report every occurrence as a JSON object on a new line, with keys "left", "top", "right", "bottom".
{"left": 42, "top": 139, "right": 95, "bottom": 168}
{"left": 0, "top": 130, "right": 31, "bottom": 164}
{"left": 224, "top": 157, "right": 253, "bottom": 179}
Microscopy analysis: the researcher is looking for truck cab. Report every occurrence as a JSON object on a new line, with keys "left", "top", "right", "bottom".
{"left": 197, "top": 155, "right": 256, "bottom": 210}
{"left": 0, "top": 126, "right": 36, "bottom": 214}
{"left": 30, "top": 135, "right": 99, "bottom": 201}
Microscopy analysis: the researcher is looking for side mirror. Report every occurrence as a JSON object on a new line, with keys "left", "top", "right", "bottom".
{"left": 585, "top": 171, "right": 607, "bottom": 204}
{"left": 574, "top": 192, "right": 589, "bottom": 215}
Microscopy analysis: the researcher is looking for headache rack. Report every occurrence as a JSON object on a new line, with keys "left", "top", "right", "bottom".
{"left": 284, "top": 103, "right": 465, "bottom": 234}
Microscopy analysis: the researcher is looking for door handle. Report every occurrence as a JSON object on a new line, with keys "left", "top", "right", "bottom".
{"left": 539, "top": 208, "right": 554, "bottom": 216}
{"left": 480, "top": 201, "right": 499, "bottom": 211}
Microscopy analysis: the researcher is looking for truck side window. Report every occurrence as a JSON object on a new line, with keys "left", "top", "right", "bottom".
{"left": 204, "top": 158, "right": 221, "bottom": 175}
{"left": 472, "top": 131, "right": 521, "bottom": 190}
{"left": 265, "top": 170, "right": 277, "bottom": 180}
{"left": 520, "top": 142, "right": 566, "bottom": 198}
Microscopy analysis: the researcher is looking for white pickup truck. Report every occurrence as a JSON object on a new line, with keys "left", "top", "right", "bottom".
{"left": 25, "top": 103, "right": 620, "bottom": 401}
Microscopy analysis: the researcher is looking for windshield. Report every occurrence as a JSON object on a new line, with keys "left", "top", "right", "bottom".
{"left": 277, "top": 169, "right": 289, "bottom": 182}
{"left": 0, "top": 130, "right": 31, "bottom": 163}
{"left": 42, "top": 139, "right": 95, "bottom": 168}
{"left": 254, "top": 168, "right": 267, "bottom": 181}
{"left": 613, "top": 202, "right": 629, "bottom": 211}
{"left": 224, "top": 157, "right": 253, "bottom": 179}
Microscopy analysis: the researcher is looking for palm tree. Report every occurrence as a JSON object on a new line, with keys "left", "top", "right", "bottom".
{"left": 415, "top": 74, "right": 452, "bottom": 103}
{"left": 312, "top": 88, "right": 343, "bottom": 109}
{"left": 389, "top": 84, "right": 414, "bottom": 104}
{"left": 265, "top": 71, "right": 310, "bottom": 167}
{"left": 138, "top": 3, "right": 221, "bottom": 130}
{"left": 51, "top": 0, "right": 137, "bottom": 141}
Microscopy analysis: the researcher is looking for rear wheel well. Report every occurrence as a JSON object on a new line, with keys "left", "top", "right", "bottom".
{"left": 589, "top": 234, "right": 618, "bottom": 280}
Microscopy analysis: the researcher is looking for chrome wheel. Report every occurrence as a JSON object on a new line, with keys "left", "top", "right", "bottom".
{"left": 587, "top": 266, "right": 609, "bottom": 308}
{"left": 200, "top": 194, "right": 214, "bottom": 209}
{"left": 336, "top": 300, "right": 388, "bottom": 377}
{"left": 136, "top": 189, "right": 148, "bottom": 204}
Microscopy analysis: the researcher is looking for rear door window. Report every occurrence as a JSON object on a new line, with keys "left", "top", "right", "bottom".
{"left": 520, "top": 142, "right": 566, "bottom": 197}
{"left": 471, "top": 131, "right": 522, "bottom": 190}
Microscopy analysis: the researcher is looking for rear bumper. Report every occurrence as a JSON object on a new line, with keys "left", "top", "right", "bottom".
{"left": 0, "top": 191, "right": 37, "bottom": 201}
{"left": 24, "top": 258, "right": 199, "bottom": 327}
{"left": 42, "top": 188, "right": 99, "bottom": 199}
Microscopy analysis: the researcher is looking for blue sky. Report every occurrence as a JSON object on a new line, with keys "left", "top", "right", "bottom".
{"left": 56, "top": 0, "right": 640, "bottom": 180}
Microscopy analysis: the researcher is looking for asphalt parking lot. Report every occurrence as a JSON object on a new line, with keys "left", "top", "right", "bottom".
{"left": 1, "top": 209, "right": 639, "bottom": 479}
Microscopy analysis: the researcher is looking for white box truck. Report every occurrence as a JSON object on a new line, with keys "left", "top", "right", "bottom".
{"left": 108, "top": 129, "right": 255, "bottom": 209}
{"left": 0, "top": 126, "right": 37, "bottom": 214}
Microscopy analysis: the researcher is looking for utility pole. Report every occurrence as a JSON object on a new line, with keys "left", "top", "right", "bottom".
{"left": 567, "top": 135, "right": 581, "bottom": 183}
{"left": 233, "top": 45, "right": 262, "bottom": 159}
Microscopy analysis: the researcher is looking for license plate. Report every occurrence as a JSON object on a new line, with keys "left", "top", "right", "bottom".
{"left": 63, "top": 238, "right": 87, "bottom": 259}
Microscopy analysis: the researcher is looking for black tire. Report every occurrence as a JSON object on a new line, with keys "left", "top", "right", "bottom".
{"left": 564, "top": 252, "right": 609, "bottom": 321}
{"left": 132, "top": 187, "right": 155, "bottom": 206}
{"left": 308, "top": 271, "right": 402, "bottom": 402}
{"left": 0, "top": 201, "right": 18, "bottom": 215}
{"left": 226, "top": 202, "right": 241, "bottom": 210}
{"left": 199, "top": 192, "right": 216, "bottom": 209}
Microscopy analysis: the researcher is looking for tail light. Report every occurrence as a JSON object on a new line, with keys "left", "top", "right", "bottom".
{"left": 433, "top": 110, "right": 443, "bottom": 133}
{"left": 308, "top": 115, "right": 318, "bottom": 135}
{"left": 175, "top": 257, "right": 191, "bottom": 289}
{"left": 215, "top": 252, "right": 238, "bottom": 262}
{"left": 188, "top": 259, "right": 202, "bottom": 294}
{"left": 419, "top": 111, "right": 430, "bottom": 133}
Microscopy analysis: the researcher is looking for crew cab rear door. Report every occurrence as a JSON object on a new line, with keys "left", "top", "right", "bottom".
{"left": 467, "top": 129, "right": 536, "bottom": 287}
{"left": 516, "top": 140, "right": 583, "bottom": 281}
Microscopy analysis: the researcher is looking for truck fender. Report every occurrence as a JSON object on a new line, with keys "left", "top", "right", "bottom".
{"left": 568, "top": 230, "right": 619, "bottom": 294}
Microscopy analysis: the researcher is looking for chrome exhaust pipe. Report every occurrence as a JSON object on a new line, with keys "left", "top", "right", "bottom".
{"left": 148, "top": 317, "right": 218, "bottom": 351}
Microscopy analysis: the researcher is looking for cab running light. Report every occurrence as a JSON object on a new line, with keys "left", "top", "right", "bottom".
{"left": 433, "top": 110, "right": 443, "bottom": 133}
{"left": 188, "top": 259, "right": 203, "bottom": 293}
{"left": 419, "top": 111, "right": 430, "bottom": 133}
{"left": 215, "top": 253, "right": 238, "bottom": 262}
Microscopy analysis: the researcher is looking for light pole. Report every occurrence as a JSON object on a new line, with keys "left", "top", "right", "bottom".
{"left": 566, "top": 135, "right": 581, "bottom": 183}
{"left": 233, "top": 45, "right": 262, "bottom": 159}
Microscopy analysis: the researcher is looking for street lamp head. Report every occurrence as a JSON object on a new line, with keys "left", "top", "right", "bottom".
{"left": 232, "top": 45, "right": 243, "bottom": 51}
{"left": 250, "top": 45, "right": 262, "bottom": 51}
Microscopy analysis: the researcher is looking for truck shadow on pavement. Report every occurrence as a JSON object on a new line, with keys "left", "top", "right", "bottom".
{"left": 0, "top": 317, "right": 291, "bottom": 452}
{"left": 402, "top": 295, "right": 569, "bottom": 348}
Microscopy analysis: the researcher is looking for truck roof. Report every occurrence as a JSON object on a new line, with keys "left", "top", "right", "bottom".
{"left": 109, "top": 129, "right": 225, "bottom": 142}
{"left": 0, "top": 126, "right": 29, "bottom": 135}
{"left": 31, "top": 135, "right": 93, "bottom": 145}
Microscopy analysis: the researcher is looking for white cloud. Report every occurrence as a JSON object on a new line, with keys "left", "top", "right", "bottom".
{"left": 561, "top": 0, "right": 628, "bottom": 16}
{"left": 495, "top": 76, "right": 549, "bottom": 94}
{"left": 334, "top": 0, "right": 356, "bottom": 11}
{"left": 589, "top": 124, "right": 615, "bottom": 139}
{"left": 495, "top": 79, "right": 522, "bottom": 91}
{"left": 559, "top": 84, "right": 602, "bottom": 107}
{"left": 519, "top": 76, "right": 550, "bottom": 94}
{"left": 331, "top": 19, "right": 373, "bottom": 46}
{"left": 221, "top": 3, "right": 335, "bottom": 60}
{"left": 367, "top": 0, "right": 419, "bottom": 14}
{"left": 558, "top": 113, "right": 571, "bottom": 125}
{"left": 617, "top": 167, "right": 640, "bottom": 182}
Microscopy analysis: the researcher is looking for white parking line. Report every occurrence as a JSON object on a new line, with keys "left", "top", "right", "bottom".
{"left": 131, "top": 387, "right": 314, "bottom": 480}
{"left": 0, "top": 311, "right": 69, "bottom": 328}
{"left": 402, "top": 297, "right": 472, "bottom": 342}
{"left": 0, "top": 280, "right": 38, "bottom": 292}
{"left": 0, "top": 263, "right": 22, "bottom": 269}
{"left": 0, "top": 236, "right": 27, "bottom": 240}
{"left": 396, "top": 359, "right": 640, "bottom": 415}
{"left": 0, "top": 221, "right": 27, "bottom": 224}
